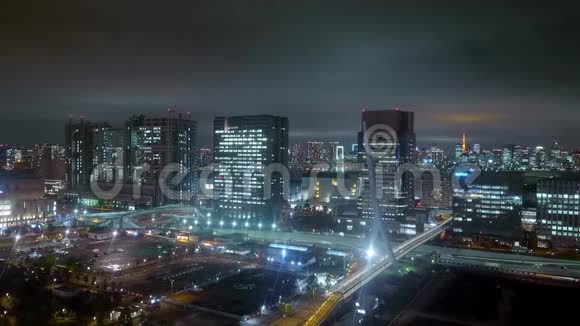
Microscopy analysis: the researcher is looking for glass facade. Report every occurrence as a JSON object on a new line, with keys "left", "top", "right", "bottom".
{"left": 213, "top": 115, "right": 288, "bottom": 224}
{"left": 537, "top": 179, "right": 580, "bottom": 247}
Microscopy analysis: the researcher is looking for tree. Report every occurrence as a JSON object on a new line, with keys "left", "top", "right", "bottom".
{"left": 306, "top": 275, "right": 319, "bottom": 299}
{"left": 325, "top": 273, "right": 333, "bottom": 289}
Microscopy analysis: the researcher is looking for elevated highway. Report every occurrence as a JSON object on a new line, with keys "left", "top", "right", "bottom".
{"left": 305, "top": 218, "right": 453, "bottom": 326}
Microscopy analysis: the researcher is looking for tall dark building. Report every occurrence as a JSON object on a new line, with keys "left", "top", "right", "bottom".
{"left": 126, "top": 113, "right": 197, "bottom": 205}
{"left": 198, "top": 147, "right": 212, "bottom": 167}
{"left": 357, "top": 109, "right": 416, "bottom": 234}
{"left": 213, "top": 115, "right": 289, "bottom": 225}
{"left": 0, "top": 145, "right": 9, "bottom": 170}
{"left": 65, "top": 119, "right": 108, "bottom": 189}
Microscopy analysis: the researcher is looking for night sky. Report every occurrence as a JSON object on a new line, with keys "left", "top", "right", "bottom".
{"left": 2, "top": 1, "right": 580, "bottom": 148}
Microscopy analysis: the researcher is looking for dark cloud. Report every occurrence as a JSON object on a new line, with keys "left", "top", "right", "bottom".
{"left": 1, "top": 0, "right": 580, "bottom": 148}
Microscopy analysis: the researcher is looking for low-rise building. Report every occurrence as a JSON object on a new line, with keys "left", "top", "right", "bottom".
{"left": 0, "top": 171, "right": 49, "bottom": 229}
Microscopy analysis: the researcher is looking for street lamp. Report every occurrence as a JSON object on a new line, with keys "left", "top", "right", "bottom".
{"left": 232, "top": 221, "right": 237, "bottom": 228}
{"left": 244, "top": 222, "right": 249, "bottom": 228}
{"left": 366, "top": 246, "right": 375, "bottom": 259}
{"left": 272, "top": 223, "right": 276, "bottom": 230}
{"left": 258, "top": 223, "right": 262, "bottom": 229}
{"left": 219, "top": 221, "right": 224, "bottom": 227}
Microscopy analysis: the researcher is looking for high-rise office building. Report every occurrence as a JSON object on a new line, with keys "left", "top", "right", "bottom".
{"left": 290, "top": 144, "right": 304, "bottom": 164}
{"left": 126, "top": 113, "right": 197, "bottom": 205}
{"left": 537, "top": 177, "right": 580, "bottom": 248}
{"left": 93, "top": 125, "right": 125, "bottom": 183}
{"left": 530, "top": 146, "right": 547, "bottom": 170}
{"left": 65, "top": 118, "right": 103, "bottom": 189}
{"left": 454, "top": 143, "right": 463, "bottom": 162}
{"left": 213, "top": 115, "right": 289, "bottom": 224}
{"left": 420, "top": 170, "right": 452, "bottom": 210}
{"left": 0, "top": 145, "right": 11, "bottom": 170}
{"left": 452, "top": 171, "right": 525, "bottom": 242}
{"left": 198, "top": 147, "right": 212, "bottom": 167}
{"left": 502, "top": 144, "right": 515, "bottom": 170}
{"left": 357, "top": 109, "right": 416, "bottom": 234}
{"left": 426, "top": 146, "right": 445, "bottom": 163}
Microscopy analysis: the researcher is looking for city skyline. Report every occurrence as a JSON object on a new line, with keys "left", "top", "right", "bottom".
{"left": 3, "top": 2, "right": 580, "bottom": 325}
{"left": 2, "top": 1, "right": 580, "bottom": 147}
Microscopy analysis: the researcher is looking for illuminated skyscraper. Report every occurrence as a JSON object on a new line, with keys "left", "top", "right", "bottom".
{"left": 357, "top": 109, "right": 416, "bottom": 234}
{"left": 502, "top": 144, "right": 515, "bottom": 170}
{"left": 214, "top": 115, "right": 288, "bottom": 224}
{"left": 530, "top": 146, "right": 547, "bottom": 170}
{"left": 126, "top": 113, "right": 197, "bottom": 205}
{"left": 454, "top": 143, "right": 463, "bottom": 162}
{"left": 65, "top": 118, "right": 103, "bottom": 189}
